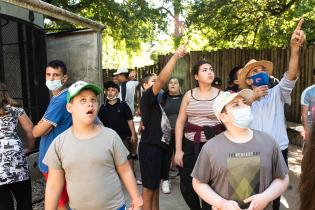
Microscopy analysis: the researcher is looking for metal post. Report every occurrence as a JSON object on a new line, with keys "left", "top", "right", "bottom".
{"left": 0, "top": 17, "right": 5, "bottom": 81}
{"left": 17, "top": 22, "right": 29, "bottom": 112}
{"left": 97, "top": 31, "right": 104, "bottom": 103}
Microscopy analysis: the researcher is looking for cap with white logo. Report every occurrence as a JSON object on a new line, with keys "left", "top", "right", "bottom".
{"left": 67, "top": 81, "right": 101, "bottom": 102}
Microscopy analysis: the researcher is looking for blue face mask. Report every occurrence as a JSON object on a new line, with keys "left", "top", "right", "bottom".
{"left": 232, "top": 106, "right": 253, "bottom": 128}
{"left": 46, "top": 80, "right": 63, "bottom": 91}
{"left": 249, "top": 72, "right": 269, "bottom": 87}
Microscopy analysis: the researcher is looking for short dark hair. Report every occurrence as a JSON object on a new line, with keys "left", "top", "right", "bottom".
{"left": 104, "top": 81, "right": 119, "bottom": 91}
{"left": 140, "top": 73, "right": 156, "bottom": 88}
{"left": 229, "top": 66, "right": 242, "bottom": 84}
{"left": 47, "top": 60, "right": 67, "bottom": 75}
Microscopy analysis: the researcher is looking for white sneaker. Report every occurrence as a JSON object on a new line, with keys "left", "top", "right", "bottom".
{"left": 136, "top": 179, "right": 142, "bottom": 185}
{"left": 161, "top": 180, "right": 171, "bottom": 194}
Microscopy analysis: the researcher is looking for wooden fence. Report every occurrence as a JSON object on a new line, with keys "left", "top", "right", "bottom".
{"left": 103, "top": 45, "right": 315, "bottom": 123}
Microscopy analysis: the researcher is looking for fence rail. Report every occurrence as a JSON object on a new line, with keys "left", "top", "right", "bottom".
{"left": 103, "top": 45, "right": 315, "bottom": 123}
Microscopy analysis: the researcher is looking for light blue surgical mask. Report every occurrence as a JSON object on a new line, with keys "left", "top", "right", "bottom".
{"left": 232, "top": 106, "right": 253, "bottom": 128}
{"left": 46, "top": 80, "right": 63, "bottom": 91}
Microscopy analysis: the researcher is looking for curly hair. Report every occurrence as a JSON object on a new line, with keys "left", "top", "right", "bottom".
{"left": 0, "top": 82, "right": 20, "bottom": 116}
{"left": 300, "top": 118, "right": 315, "bottom": 210}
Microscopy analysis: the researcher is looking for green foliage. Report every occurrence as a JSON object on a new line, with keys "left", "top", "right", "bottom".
{"left": 43, "top": 0, "right": 315, "bottom": 67}
{"left": 186, "top": 0, "right": 315, "bottom": 49}
{"left": 43, "top": 0, "right": 168, "bottom": 55}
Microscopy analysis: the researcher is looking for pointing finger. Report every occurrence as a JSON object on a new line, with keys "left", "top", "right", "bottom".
{"left": 295, "top": 17, "right": 304, "bottom": 31}
{"left": 183, "top": 41, "right": 189, "bottom": 47}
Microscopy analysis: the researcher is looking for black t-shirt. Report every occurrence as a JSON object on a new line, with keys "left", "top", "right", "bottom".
{"left": 140, "top": 87, "right": 163, "bottom": 146}
{"left": 162, "top": 94, "right": 183, "bottom": 129}
{"left": 98, "top": 99, "right": 133, "bottom": 139}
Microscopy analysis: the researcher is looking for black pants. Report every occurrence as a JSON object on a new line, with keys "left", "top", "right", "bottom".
{"left": 273, "top": 148, "right": 288, "bottom": 210}
{"left": 178, "top": 139, "right": 211, "bottom": 210}
{"left": 0, "top": 179, "right": 32, "bottom": 210}
{"left": 164, "top": 132, "right": 176, "bottom": 181}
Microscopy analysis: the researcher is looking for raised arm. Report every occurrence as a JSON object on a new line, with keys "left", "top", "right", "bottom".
{"left": 152, "top": 43, "right": 188, "bottom": 95}
{"left": 287, "top": 17, "right": 305, "bottom": 80}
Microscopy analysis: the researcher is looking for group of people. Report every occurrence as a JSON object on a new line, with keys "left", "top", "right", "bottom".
{"left": 0, "top": 17, "right": 312, "bottom": 210}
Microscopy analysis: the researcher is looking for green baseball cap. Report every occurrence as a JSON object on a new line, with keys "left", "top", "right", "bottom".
{"left": 67, "top": 81, "right": 102, "bottom": 102}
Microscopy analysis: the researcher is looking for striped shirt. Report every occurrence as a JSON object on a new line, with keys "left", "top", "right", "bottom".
{"left": 184, "top": 89, "right": 221, "bottom": 142}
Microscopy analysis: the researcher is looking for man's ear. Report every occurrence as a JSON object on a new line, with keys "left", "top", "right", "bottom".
{"left": 219, "top": 112, "right": 227, "bottom": 124}
{"left": 66, "top": 102, "right": 72, "bottom": 113}
{"left": 62, "top": 74, "right": 69, "bottom": 84}
{"left": 143, "top": 82, "right": 149, "bottom": 90}
{"left": 246, "top": 78, "right": 253, "bottom": 86}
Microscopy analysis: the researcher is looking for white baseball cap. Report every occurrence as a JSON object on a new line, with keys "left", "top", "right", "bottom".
{"left": 113, "top": 67, "right": 129, "bottom": 76}
{"left": 213, "top": 89, "right": 253, "bottom": 120}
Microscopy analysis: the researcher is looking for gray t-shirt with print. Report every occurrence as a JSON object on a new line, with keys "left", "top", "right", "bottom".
{"left": 43, "top": 126, "right": 129, "bottom": 210}
{"left": 191, "top": 130, "right": 288, "bottom": 210}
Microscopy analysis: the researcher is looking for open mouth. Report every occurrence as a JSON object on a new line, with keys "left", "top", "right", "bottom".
{"left": 86, "top": 110, "right": 94, "bottom": 115}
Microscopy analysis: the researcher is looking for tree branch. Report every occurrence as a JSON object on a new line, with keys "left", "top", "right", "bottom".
{"left": 159, "top": 6, "right": 175, "bottom": 19}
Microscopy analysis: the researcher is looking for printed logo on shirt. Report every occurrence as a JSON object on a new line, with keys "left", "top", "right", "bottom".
{"left": 227, "top": 152, "right": 260, "bottom": 209}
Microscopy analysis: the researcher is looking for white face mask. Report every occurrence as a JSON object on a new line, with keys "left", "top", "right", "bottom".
{"left": 106, "top": 96, "right": 118, "bottom": 101}
{"left": 231, "top": 106, "right": 253, "bottom": 128}
{"left": 46, "top": 80, "right": 63, "bottom": 91}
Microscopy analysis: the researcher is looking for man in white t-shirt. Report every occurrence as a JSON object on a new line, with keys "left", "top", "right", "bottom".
{"left": 114, "top": 67, "right": 139, "bottom": 115}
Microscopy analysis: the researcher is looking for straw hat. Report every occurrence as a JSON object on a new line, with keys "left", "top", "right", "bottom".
{"left": 238, "top": 59, "right": 273, "bottom": 89}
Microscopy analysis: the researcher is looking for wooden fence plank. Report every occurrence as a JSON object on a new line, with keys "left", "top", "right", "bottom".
{"left": 103, "top": 46, "right": 314, "bottom": 123}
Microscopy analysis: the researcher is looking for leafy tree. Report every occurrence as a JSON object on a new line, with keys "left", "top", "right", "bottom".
{"left": 43, "top": 0, "right": 168, "bottom": 54}
{"left": 186, "top": 0, "right": 315, "bottom": 49}
{"left": 43, "top": 0, "right": 315, "bottom": 67}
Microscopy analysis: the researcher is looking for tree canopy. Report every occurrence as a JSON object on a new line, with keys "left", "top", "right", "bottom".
{"left": 186, "top": 0, "right": 315, "bottom": 50}
{"left": 43, "top": 0, "right": 315, "bottom": 67}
